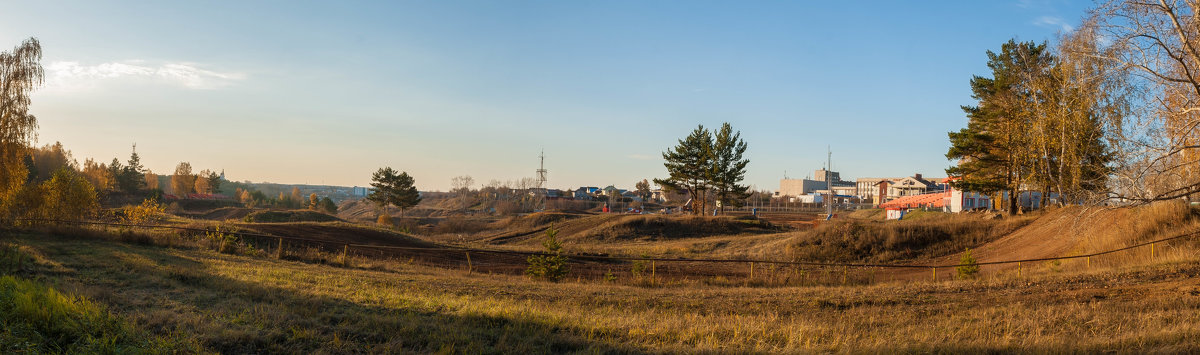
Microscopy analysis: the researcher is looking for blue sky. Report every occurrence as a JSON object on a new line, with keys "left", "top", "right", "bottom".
{"left": 2, "top": 1, "right": 1093, "bottom": 191}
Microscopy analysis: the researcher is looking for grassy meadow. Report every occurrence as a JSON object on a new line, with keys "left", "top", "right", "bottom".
{"left": 3, "top": 227, "right": 1200, "bottom": 353}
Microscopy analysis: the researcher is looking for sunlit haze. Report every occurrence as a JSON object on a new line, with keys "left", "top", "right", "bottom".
{"left": 2, "top": 1, "right": 1091, "bottom": 191}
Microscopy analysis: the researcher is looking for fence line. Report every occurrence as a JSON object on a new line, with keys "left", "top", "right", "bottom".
{"left": 14, "top": 218, "right": 1199, "bottom": 272}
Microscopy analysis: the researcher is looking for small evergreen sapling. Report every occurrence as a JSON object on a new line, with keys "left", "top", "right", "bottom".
{"left": 526, "top": 227, "right": 568, "bottom": 282}
{"left": 957, "top": 248, "right": 980, "bottom": 279}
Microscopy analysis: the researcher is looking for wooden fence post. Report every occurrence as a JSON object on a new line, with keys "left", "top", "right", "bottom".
{"left": 1087, "top": 256, "right": 1091, "bottom": 269}
{"left": 465, "top": 251, "right": 473, "bottom": 274}
{"left": 749, "top": 261, "right": 754, "bottom": 279}
{"left": 276, "top": 237, "right": 283, "bottom": 259}
{"left": 341, "top": 244, "right": 350, "bottom": 267}
{"left": 651, "top": 261, "right": 656, "bottom": 281}
{"left": 1017, "top": 262, "right": 1022, "bottom": 278}
{"left": 931, "top": 267, "right": 936, "bottom": 282}
{"left": 1151, "top": 243, "right": 1156, "bottom": 260}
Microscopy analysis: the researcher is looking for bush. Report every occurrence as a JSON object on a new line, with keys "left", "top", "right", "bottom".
{"left": 956, "top": 248, "right": 980, "bottom": 279}
{"left": 526, "top": 228, "right": 568, "bottom": 282}
{"left": 377, "top": 213, "right": 393, "bottom": 227}
{"left": 121, "top": 199, "right": 165, "bottom": 225}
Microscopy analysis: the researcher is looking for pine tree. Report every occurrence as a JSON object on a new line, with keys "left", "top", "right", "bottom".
{"left": 711, "top": 122, "right": 750, "bottom": 213}
{"left": 654, "top": 125, "right": 714, "bottom": 215}
{"left": 116, "top": 144, "right": 146, "bottom": 193}
{"left": 368, "top": 167, "right": 422, "bottom": 217}
{"left": 947, "top": 40, "right": 1053, "bottom": 214}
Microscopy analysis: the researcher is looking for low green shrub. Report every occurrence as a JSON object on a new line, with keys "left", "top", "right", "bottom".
{"left": 526, "top": 228, "right": 568, "bottom": 282}
{"left": 956, "top": 248, "right": 980, "bottom": 279}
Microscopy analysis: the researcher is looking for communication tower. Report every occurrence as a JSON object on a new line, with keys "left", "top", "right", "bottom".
{"left": 536, "top": 149, "right": 548, "bottom": 188}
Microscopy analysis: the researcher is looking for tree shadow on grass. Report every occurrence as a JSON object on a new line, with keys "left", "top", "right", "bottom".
{"left": 24, "top": 237, "right": 635, "bottom": 354}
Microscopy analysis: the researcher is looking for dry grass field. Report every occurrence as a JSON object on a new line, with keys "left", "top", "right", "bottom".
{"left": 4, "top": 202, "right": 1200, "bottom": 353}
{"left": 3, "top": 231, "right": 1200, "bottom": 353}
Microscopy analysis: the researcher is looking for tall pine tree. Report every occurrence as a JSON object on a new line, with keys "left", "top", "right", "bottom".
{"left": 655, "top": 125, "right": 714, "bottom": 215}
{"left": 947, "top": 40, "right": 1052, "bottom": 214}
{"left": 711, "top": 123, "right": 750, "bottom": 213}
{"left": 368, "top": 167, "right": 422, "bottom": 218}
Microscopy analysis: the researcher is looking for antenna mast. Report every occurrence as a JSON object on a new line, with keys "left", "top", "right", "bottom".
{"left": 536, "top": 149, "right": 547, "bottom": 188}
{"left": 536, "top": 149, "right": 548, "bottom": 210}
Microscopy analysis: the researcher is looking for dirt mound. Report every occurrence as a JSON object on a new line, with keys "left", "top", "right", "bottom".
{"left": 337, "top": 199, "right": 448, "bottom": 223}
{"left": 492, "top": 212, "right": 590, "bottom": 230}
{"left": 571, "top": 215, "right": 777, "bottom": 241}
{"left": 787, "top": 212, "right": 1036, "bottom": 263}
{"left": 244, "top": 210, "right": 343, "bottom": 223}
{"left": 483, "top": 214, "right": 779, "bottom": 245}
{"left": 953, "top": 203, "right": 1200, "bottom": 266}
{"left": 178, "top": 207, "right": 255, "bottom": 221}
{"left": 170, "top": 199, "right": 242, "bottom": 211}
{"left": 873, "top": 202, "right": 1200, "bottom": 281}
{"left": 235, "top": 222, "right": 438, "bottom": 248}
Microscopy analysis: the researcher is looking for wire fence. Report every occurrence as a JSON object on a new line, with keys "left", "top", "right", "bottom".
{"left": 10, "top": 218, "right": 1200, "bottom": 285}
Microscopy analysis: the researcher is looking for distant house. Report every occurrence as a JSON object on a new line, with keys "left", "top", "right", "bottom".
{"left": 573, "top": 187, "right": 599, "bottom": 199}
{"left": 858, "top": 173, "right": 948, "bottom": 206}
{"left": 184, "top": 193, "right": 231, "bottom": 200}
{"left": 650, "top": 188, "right": 684, "bottom": 203}
{"left": 888, "top": 174, "right": 944, "bottom": 197}
{"left": 621, "top": 190, "right": 641, "bottom": 202}
{"left": 944, "top": 178, "right": 992, "bottom": 213}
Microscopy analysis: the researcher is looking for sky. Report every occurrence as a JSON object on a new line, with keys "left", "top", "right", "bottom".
{"left": 1, "top": 0, "right": 1094, "bottom": 191}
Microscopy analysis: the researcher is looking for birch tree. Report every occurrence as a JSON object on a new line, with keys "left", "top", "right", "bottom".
{"left": 1086, "top": 0, "right": 1200, "bottom": 202}
{"left": 0, "top": 38, "right": 42, "bottom": 216}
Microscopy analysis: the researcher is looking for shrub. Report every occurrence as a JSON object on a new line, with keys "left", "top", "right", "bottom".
{"left": 377, "top": 213, "right": 393, "bottom": 227}
{"left": 956, "top": 248, "right": 980, "bottom": 279}
{"left": 39, "top": 169, "right": 99, "bottom": 221}
{"left": 206, "top": 227, "right": 238, "bottom": 254}
{"left": 121, "top": 199, "right": 165, "bottom": 225}
{"left": 525, "top": 227, "right": 568, "bottom": 282}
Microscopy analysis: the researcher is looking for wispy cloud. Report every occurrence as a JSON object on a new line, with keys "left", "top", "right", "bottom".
{"left": 45, "top": 60, "right": 245, "bottom": 91}
{"left": 1034, "top": 16, "right": 1074, "bottom": 33}
{"left": 628, "top": 154, "right": 657, "bottom": 161}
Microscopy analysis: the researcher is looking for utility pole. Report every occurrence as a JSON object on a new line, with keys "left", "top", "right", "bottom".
{"left": 826, "top": 146, "right": 834, "bottom": 218}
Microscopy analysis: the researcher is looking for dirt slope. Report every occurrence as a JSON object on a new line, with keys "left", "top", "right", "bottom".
{"left": 234, "top": 222, "right": 438, "bottom": 248}
{"left": 478, "top": 213, "right": 780, "bottom": 247}
{"left": 889, "top": 203, "right": 1200, "bottom": 280}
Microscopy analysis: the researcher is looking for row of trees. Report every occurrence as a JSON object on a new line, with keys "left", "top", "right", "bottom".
{"left": 0, "top": 38, "right": 101, "bottom": 221}
{"left": 655, "top": 122, "right": 750, "bottom": 215}
{"left": 169, "top": 162, "right": 224, "bottom": 196}
{"left": 947, "top": 39, "right": 1113, "bottom": 213}
{"left": 948, "top": 1, "right": 1200, "bottom": 211}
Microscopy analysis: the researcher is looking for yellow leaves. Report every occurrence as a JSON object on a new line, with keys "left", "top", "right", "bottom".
{"left": 121, "top": 199, "right": 165, "bottom": 225}
{"left": 40, "top": 169, "right": 98, "bottom": 221}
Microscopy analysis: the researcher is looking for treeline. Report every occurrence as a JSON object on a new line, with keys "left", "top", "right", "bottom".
{"left": 947, "top": 39, "right": 1113, "bottom": 213}
{"left": 949, "top": 1, "right": 1200, "bottom": 210}
{"left": 230, "top": 185, "right": 336, "bottom": 214}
